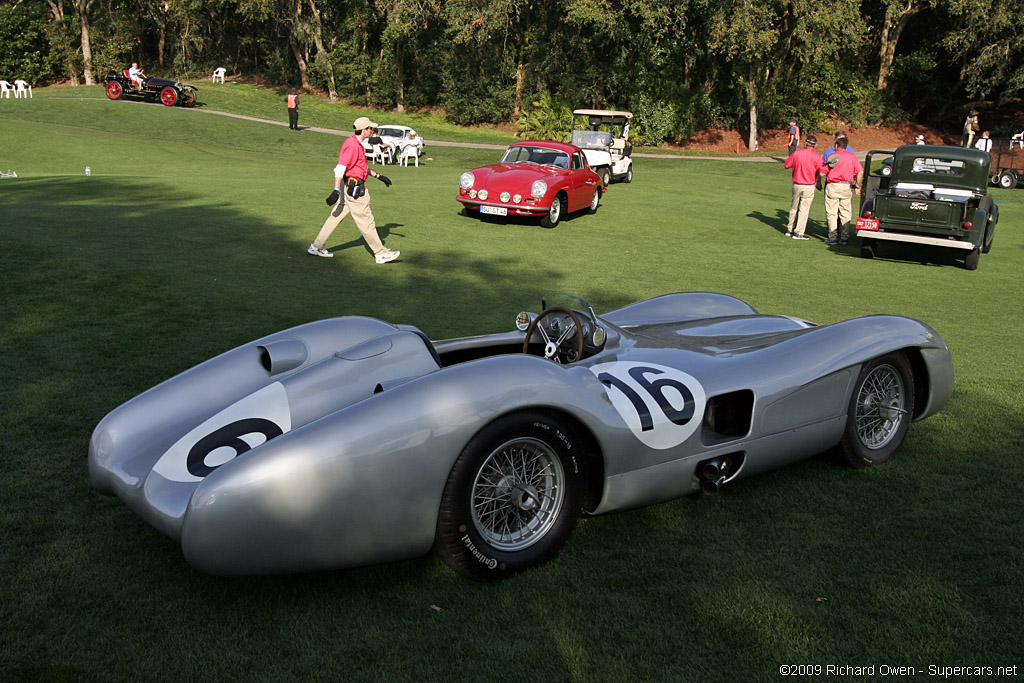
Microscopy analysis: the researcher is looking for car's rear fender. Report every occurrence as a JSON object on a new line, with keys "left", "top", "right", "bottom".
{"left": 89, "top": 317, "right": 403, "bottom": 499}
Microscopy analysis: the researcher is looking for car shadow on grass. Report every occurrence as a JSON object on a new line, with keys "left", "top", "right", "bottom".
{"left": 464, "top": 209, "right": 593, "bottom": 230}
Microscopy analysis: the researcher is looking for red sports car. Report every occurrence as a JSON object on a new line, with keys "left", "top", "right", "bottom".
{"left": 457, "top": 141, "right": 605, "bottom": 228}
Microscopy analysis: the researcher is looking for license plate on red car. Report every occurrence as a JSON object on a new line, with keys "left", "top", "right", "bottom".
{"left": 856, "top": 217, "right": 880, "bottom": 231}
{"left": 481, "top": 206, "right": 507, "bottom": 216}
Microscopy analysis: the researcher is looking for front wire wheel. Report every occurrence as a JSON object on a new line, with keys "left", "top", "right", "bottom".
{"left": 434, "top": 411, "right": 587, "bottom": 581}
{"left": 105, "top": 82, "right": 122, "bottom": 100}
{"left": 840, "top": 353, "right": 914, "bottom": 467}
{"left": 160, "top": 87, "right": 178, "bottom": 106}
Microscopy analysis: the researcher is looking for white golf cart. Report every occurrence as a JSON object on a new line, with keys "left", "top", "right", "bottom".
{"left": 570, "top": 109, "right": 634, "bottom": 186}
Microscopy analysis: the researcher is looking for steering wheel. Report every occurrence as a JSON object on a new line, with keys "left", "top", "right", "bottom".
{"left": 522, "top": 307, "right": 585, "bottom": 363}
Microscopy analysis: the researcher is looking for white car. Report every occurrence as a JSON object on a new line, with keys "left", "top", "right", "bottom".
{"left": 361, "top": 125, "right": 424, "bottom": 157}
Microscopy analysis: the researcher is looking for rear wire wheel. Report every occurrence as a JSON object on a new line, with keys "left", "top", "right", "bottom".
{"left": 434, "top": 411, "right": 587, "bottom": 581}
{"left": 839, "top": 353, "right": 914, "bottom": 467}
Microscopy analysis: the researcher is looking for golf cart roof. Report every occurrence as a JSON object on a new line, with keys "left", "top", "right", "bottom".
{"left": 573, "top": 109, "right": 633, "bottom": 119}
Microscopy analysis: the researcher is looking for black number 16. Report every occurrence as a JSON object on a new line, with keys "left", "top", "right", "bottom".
{"left": 598, "top": 366, "right": 696, "bottom": 432}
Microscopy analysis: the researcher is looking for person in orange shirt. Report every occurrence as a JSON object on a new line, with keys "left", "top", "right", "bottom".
{"left": 786, "top": 120, "right": 801, "bottom": 157}
{"left": 286, "top": 88, "right": 300, "bottom": 130}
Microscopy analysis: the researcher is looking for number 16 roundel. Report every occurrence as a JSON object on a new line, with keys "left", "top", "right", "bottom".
{"left": 589, "top": 361, "right": 706, "bottom": 450}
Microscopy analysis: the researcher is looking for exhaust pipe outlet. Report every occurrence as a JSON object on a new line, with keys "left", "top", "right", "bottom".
{"left": 701, "top": 474, "right": 726, "bottom": 496}
{"left": 701, "top": 458, "right": 729, "bottom": 480}
{"left": 697, "top": 456, "right": 734, "bottom": 496}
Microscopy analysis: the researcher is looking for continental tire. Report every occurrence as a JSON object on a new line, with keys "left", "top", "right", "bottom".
{"left": 434, "top": 411, "right": 587, "bottom": 581}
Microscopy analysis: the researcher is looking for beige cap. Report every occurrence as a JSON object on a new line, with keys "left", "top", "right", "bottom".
{"left": 353, "top": 116, "right": 379, "bottom": 130}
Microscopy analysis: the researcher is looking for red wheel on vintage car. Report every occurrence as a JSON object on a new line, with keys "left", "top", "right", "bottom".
{"left": 105, "top": 82, "right": 122, "bottom": 100}
{"left": 160, "top": 87, "right": 178, "bottom": 106}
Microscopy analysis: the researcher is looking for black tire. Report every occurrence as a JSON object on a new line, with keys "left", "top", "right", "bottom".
{"left": 181, "top": 89, "right": 197, "bottom": 108}
{"left": 998, "top": 172, "right": 1017, "bottom": 189}
{"left": 539, "top": 193, "right": 564, "bottom": 228}
{"left": 983, "top": 204, "right": 997, "bottom": 253}
{"left": 434, "top": 411, "right": 587, "bottom": 581}
{"left": 587, "top": 188, "right": 600, "bottom": 214}
{"left": 979, "top": 201, "right": 996, "bottom": 253}
{"left": 461, "top": 206, "right": 478, "bottom": 218}
{"left": 839, "top": 353, "right": 915, "bottom": 468}
{"left": 598, "top": 167, "right": 611, "bottom": 187}
{"left": 623, "top": 165, "right": 633, "bottom": 183}
{"left": 860, "top": 240, "right": 876, "bottom": 259}
{"left": 964, "top": 246, "right": 980, "bottom": 270}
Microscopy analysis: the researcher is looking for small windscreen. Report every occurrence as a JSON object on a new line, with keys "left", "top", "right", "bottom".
{"left": 910, "top": 158, "right": 966, "bottom": 176}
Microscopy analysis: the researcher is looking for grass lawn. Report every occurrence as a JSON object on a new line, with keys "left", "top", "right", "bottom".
{"left": 2, "top": 88, "right": 1022, "bottom": 681}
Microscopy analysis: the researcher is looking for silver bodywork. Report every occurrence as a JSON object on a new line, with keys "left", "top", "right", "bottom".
{"left": 89, "top": 292, "right": 954, "bottom": 575}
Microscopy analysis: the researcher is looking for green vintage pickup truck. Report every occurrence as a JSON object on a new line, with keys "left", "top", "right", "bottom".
{"left": 856, "top": 145, "right": 998, "bottom": 270}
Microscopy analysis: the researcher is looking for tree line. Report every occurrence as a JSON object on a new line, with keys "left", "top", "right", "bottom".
{"left": 2, "top": 0, "right": 1022, "bottom": 144}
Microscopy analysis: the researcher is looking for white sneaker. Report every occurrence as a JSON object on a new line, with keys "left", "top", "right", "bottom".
{"left": 308, "top": 244, "right": 333, "bottom": 258}
{"left": 375, "top": 250, "right": 400, "bottom": 264}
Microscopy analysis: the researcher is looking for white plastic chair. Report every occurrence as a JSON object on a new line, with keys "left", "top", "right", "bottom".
{"left": 212, "top": 68, "right": 226, "bottom": 84}
{"left": 1012, "top": 132, "right": 1024, "bottom": 150}
{"left": 0, "top": 81, "right": 13, "bottom": 98}
{"left": 399, "top": 145, "right": 419, "bottom": 167}
{"left": 14, "top": 80, "right": 32, "bottom": 98}
{"left": 370, "top": 143, "right": 394, "bottom": 165}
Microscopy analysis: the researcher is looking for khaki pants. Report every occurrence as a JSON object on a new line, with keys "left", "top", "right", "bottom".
{"left": 312, "top": 188, "right": 386, "bottom": 255}
{"left": 786, "top": 184, "right": 816, "bottom": 237}
{"left": 824, "top": 182, "right": 854, "bottom": 241}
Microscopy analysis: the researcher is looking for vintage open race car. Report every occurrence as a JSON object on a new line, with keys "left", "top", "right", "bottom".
{"left": 89, "top": 293, "right": 953, "bottom": 581}
{"left": 457, "top": 141, "right": 605, "bottom": 228}
{"left": 103, "top": 69, "right": 197, "bottom": 107}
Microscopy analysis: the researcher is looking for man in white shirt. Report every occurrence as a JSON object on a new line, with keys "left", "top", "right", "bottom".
{"left": 975, "top": 131, "right": 993, "bottom": 153}
{"left": 128, "top": 62, "right": 145, "bottom": 90}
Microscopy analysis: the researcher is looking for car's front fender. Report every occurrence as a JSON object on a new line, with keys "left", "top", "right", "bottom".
{"left": 179, "top": 355, "right": 622, "bottom": 575}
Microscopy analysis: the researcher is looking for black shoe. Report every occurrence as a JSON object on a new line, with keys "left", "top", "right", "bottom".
{"left": 839, "top": 239, "right": 848, "bottom": 246}
{"left": 824, "top": 238, "right": 838, "bottom": 246}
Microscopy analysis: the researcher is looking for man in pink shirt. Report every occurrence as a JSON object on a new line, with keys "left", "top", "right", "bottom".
{"left": 821, "top": 137, "right": 863, "bottom": 245}
{"left": 308, "top": 116, "right": 401, "bottom": 264}
{"left": 783, "top": 134, "right": 824, "bottom": 240}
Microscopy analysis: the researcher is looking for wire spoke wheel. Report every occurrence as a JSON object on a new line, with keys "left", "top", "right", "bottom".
{"left": 434, "top": 411, "right": 586, "bottom": 580}
{"left": 471, "top": 437, "right": 565, "bottom": 551}
{"left": 840, "top": 353, "right": 914, "bottom": 467}
{"left": 854, "top": 363, "right": 906, "bottom": 450}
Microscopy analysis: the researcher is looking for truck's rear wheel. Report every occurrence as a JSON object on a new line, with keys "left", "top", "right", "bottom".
{"left": 964, "top": 247, "right": 980, "bottom": 270}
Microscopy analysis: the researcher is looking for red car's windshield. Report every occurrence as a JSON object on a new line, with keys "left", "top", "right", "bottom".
{"left": 501, "top": 146, "right": 570, "bottom": 169}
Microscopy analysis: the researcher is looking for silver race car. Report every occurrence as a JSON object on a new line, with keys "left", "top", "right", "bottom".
{"left": 89, "top": 293, "right": 953, "bottom": 580}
